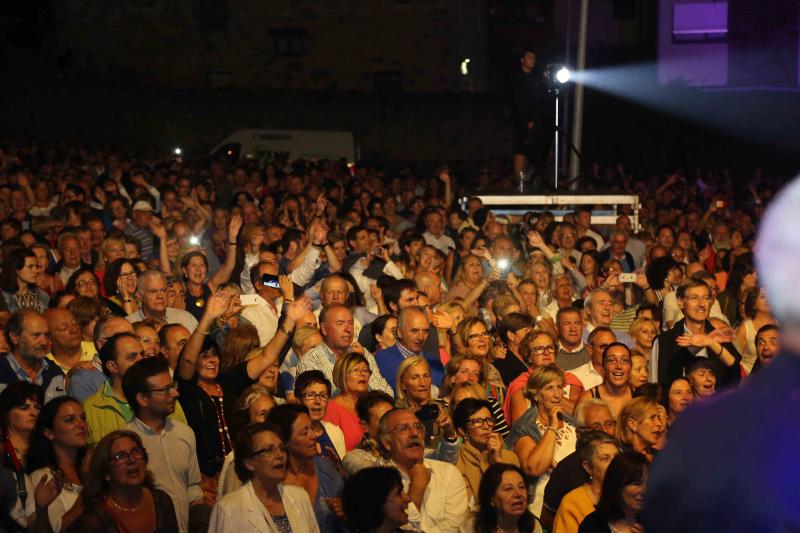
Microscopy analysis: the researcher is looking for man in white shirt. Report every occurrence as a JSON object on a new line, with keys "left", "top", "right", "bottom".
{"left": 123, "top": 357, "right": 206, "bottom": 533}
{"left": 56, "top": 233, "right": 83, "bottom": 286}
{"left": 241, "top": 259, "right": 285, "bottom": 346}
{"left": 126, "top": 270, "right": 198, "bottom": 332}
{"left": 344, "top": 226, "right": 404, "bottom": 313}
{"left": 422, "top": 209, "right": 455, "bottom": 254}
{"left": 378, "top": 408, "right": 467, "bottom": 532}
{"left": 571, "top": 327, "right": 616, "bottom": 391}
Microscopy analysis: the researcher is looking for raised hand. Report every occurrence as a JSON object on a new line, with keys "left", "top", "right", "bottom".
{"left": 149, "top": 218, "right": 167, "bottom": 240}
{"left": 527, "top": 230, "right": 544, "bottom": 248}
{"left": 278, "top": 275, "right": 294, "bottom": 302}
{"left": 204, "top": 291, "right": 232, "bottom": 321}
{"left": 676, "top": 332, "right": 714, "bottom": 349}
{"left": 708, "top": 327, "right": 734, "bottom": 344}
{"left": 227, "top": 214, "right": 243, "bottom": 243}
{"left": 315, "top": 194, "right": 328, "bottom": 216}
{"left": 285, "top": 296, "right": 312, "bottom": 323}
{"left": 431, "top": 311, "right": 455, "bottom": 331}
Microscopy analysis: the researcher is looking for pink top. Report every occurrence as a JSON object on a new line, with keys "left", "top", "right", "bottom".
{"left": 323, "top": 399, "right": 365, "bottom": 451}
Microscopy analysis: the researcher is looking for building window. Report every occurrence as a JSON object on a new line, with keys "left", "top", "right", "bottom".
{"left": 269, "top": 29, "right": 309, "bottom": 57}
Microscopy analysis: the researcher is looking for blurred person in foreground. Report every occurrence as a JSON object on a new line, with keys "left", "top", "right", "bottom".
{"left": 642, "top": 175, "right": 800, "bottom": 531}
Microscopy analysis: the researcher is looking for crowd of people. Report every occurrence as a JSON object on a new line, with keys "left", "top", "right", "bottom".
{"left": 0, "top": 137, "right": 786, "bottom": 533}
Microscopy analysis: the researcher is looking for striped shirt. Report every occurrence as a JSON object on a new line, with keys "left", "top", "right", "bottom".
{"left": 293, "top": 341, "right": 393, "bottom": 396}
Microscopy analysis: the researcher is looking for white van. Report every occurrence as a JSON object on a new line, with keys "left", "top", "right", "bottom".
{"left": 209, "top": 129, "right": 356, "bottom": 165}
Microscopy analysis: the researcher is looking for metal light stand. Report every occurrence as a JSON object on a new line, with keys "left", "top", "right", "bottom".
{"left": 553, "top": 87, "right": 561, "bottom": 190}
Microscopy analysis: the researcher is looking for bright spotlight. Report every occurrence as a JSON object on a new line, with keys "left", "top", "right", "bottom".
{"left": 460, "top": 58, "right": 471, "bottom": 76}
{"left": 173, "top": 147, "right": 182, "bottom": 156}
{"left": 556, "top": 67, "right": 571, "bottom": 84}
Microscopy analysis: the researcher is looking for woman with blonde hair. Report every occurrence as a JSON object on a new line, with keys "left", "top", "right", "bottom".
{"left": 447, "top": 381, "right": 488, "bottom": 410}
{"left": 617, "top": 396, "right": 665, "bottom": 461}
{"left": 292, "top": 326, "right": 323, "bottom": 357}
{"left": 446, "top": 254, "right": 487, "bottom": 301}
{"left": 527, "top": 259, "right": 555, "bottom": 310}
{"left": 395, "top": 356, "right": 455, "bottom": 450}
{"left": 504, "top": 330, "right": 584, "bottom": 424}
{"left": 505, "top": 364, "right": 578, "bottom": 518}
{"left": 324, "top": 353, "right": 372, "bottom": 451}
{"left": 440, "top": 353, "right": 509, "bottom": 437}
{"left": 628, "top": 317, "right": 657, "bottom": 358}
{"left": 435, "top": 299, "right": 467, "bottom": 362}
{"left": 454, "top": 317, "right": 506, "bottom": 401}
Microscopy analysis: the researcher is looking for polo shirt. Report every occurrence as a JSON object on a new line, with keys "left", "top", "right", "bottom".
{"left": 83, "top": 380, "right": 187, "bottom": 447}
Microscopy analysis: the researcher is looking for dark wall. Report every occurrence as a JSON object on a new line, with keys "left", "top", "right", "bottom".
{"left": 0, "top": 87, "right": 511, "bottom": 170}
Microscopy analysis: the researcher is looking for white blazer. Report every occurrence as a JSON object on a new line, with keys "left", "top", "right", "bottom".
{"left": 209, "top": 480, "right": 320, "bottom": 533}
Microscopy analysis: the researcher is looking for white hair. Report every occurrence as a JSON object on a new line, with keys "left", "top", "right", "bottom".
{"left": 756, "top": 177, "right": 800, "bottom": 326}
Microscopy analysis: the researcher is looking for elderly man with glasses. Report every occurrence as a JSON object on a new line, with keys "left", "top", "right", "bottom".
{"left": 651, "top": 278, "right": 741, "bottom": 388}
{"left": 377, "top": 408, "right": 467, "bottom": 533}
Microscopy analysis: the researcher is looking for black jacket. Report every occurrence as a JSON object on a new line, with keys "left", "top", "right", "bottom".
{"left": 655, "top": 318, "right": 741, "bottom": 387}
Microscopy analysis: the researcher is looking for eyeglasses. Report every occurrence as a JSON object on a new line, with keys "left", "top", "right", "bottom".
{"left": 605, "top": 357, "right": 632, "bottom": 366}
{"left": 349, "top": 367, "right": 372, "bottom": 376}
{"left": 531, "top": 345, "right": 556, "bottom": 354}
{"left": 683, "top": 295, "right": 712, "bottom": 303}
{"left": 148, "top": 382, "right": 178, "bottom": 395}
{"left": 299, "top": 391, "right": 330, "bottom": 402}
{"left": 467, "top": 332, "right": 490, "bottom": 341}
{"left": 579, "top": 421, "right": 617, "bottom": 433}
{"left": 251, "top": 445, "right": 287, "bottom": 458}
{"left": 109, "top": 447, "right": 146, "bottom": 465}
{"left": 119, "top": 272, "right": 137, "bottom": 279}
{"left": 466, "top": 417, "right": 496, "bottom": 428}
{"left": 76, "top": 280, "right": 97, "bottom": 288}
{"left": 387, "top": 422, "right": 425, "bottom": 435}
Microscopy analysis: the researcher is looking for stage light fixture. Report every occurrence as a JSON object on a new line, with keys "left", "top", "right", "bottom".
{"left": 556, "top": 67, "right": 571, "bottom": 84}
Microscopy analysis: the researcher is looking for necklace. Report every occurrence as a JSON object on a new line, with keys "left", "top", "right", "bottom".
{"left": 494, "top": 526, "right": 520, "bottom": 533}
{"left": 198, "top": 382, "right": 232, "bottom": 455}
{"left": 108, "top": 494, "right": 141, "bottom": 512}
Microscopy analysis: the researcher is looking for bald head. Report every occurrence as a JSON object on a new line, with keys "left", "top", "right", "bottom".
{"left": 397, "top": 306, "right": 429, "bottom": 353}
{"left": 94, "top": 316, "right": 135, "bottom": 350}
{"left": 43, "top": 308, "right": 81, "bottom": 354}
{"left": 414, "top": 271, "right": 442, "bottom": 306}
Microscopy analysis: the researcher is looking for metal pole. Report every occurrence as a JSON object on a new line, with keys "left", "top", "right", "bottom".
{"left": 569, "top": 0, "right": 589, "bottom": 185}
{"left": 554, "top": 91, "right": 560, "bottom": 190}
